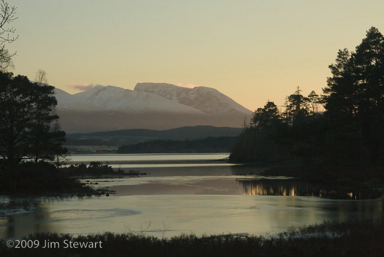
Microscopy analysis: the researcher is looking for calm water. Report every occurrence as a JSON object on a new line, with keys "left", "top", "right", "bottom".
{"left": 1, "top": 154, "right": 383, "bottom": 239}
{"left": 68, "top": 153, "right": 232, "bottom": 168}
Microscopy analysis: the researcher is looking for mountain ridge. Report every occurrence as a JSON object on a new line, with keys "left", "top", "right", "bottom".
{"left": 55, "top": 83, "right": 252, "bottom": 133}
{"left": 134, "top": 83, "right": 251, "bottom": 115}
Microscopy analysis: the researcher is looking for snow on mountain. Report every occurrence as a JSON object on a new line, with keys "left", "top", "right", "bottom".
{"left": 54, "top": 88, "right": 97, "bottom": 110}
{"left": 55, "top": 85, "right": 206, "bottom": 115}
{"left": 54, "top": 83, "right": 252, "bottom": 132}
{"left": 134, "top": 83, "right": 252, "bottom": 115}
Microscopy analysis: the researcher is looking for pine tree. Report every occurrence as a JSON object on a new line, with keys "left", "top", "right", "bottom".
{"left": 323, "top": 27, "right": 384, "bottom": 167}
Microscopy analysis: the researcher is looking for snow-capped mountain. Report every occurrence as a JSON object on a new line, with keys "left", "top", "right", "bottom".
{"left": 55, "top": 85, "right": 205, "bottom": 115}
{"left": 54, "top": 83, "right": 252, "bottom": 133}
{"left": 135, "top": 83, "right": 251, "bottom": 115}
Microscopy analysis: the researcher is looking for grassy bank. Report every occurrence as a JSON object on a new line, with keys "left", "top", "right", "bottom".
{"left": 1, "top": 220, "right": 383, "bottom": 257}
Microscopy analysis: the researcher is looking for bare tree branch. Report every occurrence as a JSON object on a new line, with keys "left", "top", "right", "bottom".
{"left": 0, "top": 0, "right": 17, "bottom": 71}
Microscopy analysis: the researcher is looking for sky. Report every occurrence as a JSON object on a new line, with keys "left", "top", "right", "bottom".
{"left": 7, "top": 0, "right": 384, "bottom": 112}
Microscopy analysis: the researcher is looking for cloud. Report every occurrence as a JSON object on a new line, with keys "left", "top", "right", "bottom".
{"left": 176, "top": 83, "right": 197, "bottom": 89}
{"left": 71, "top": 83, "right": 95, "bottom": 91}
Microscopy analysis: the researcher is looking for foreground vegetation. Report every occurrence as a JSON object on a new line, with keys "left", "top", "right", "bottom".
{"left": 1, "top": 220, "right": 384, "bottom": 257}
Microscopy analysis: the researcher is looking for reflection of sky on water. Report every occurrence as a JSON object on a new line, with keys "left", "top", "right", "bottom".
{"left": 1, "top": 161, "right": 383, "bottom": 240}
{"left": 110, "top": 163, "right": 236, "bottom": 168}
{"left": 68, "top": 153, "right": 232, "bottom": 168}
{"left": 69, "top": 153, "right": 230, "bottom": 163}
{"left": 1, "top": 195, "right": 382, "bottom": 240}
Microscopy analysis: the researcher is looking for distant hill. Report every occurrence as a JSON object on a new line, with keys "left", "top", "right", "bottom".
{"left": 55, "top": 83, "right": 252, "bottom": 133}
{"left": 66, "top": 126, "right": 243, "bottom": 147}
{"left": 117, "top": 137, "right": 237, "bottom": 153}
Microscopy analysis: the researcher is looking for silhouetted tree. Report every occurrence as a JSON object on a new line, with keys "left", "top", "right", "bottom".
{"left": 26, "top": 70, "right": 67, "bottom": 163}
{"left": 308, "top": 90, "right": 320, "bottom": 114}
{"left": 250, "top": 101, "right": 281, "bottom": 128}
{"left": 323, "top": 27, "right": 384, "bottom": 167}
{"left": 0, "top": 71, "right": 67, "bottom": 167}
{"left": 230, "top": 27, "right": 384, "bottom": 169}
{"left": 283, "top": 87, "right": 310, "bottom": 124}
{"left": 230, "top": 101, "right": 291, "bottom": 162}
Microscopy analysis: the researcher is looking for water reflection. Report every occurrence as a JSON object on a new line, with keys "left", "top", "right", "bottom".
{"left": 228, "top": 165, "right": 382, "bottom": 199}
{"left": 241, "top": 180, "right": 297, "bottom": 196}
{"left": 1, "top": 159, "right": 383, "bottom": 240}
{"left": 69, "top": 153, "right": 230, "bottom": 163}
{"left": 236, "top": 179, "right": 382, "bottom": 199}
{"left": 2, "top": 195, "right": 382, "bottom": 240}
{"left": 84, "top": 164, "right": 382, "bottom": 199}
{"left": 239, "top": 179, "right": 312, "bottom": 196}
{"left": 0, "top": 197, "right": 93, "bottom": 239}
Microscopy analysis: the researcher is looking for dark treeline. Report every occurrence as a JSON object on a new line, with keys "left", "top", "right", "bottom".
{"left": 230, "top": 27, "right": 384, "bottom": 172}
{"left": 229, "top": 89, "right": 324, "bottom": 163}
{"left": 67, "top": 126, "right": 243, "bottom": 147}
{"left": 117, "top": 136, "right": 238, "bottom": 153}
{"left": 65, "top": 138, "right": 113, "bottom": 146}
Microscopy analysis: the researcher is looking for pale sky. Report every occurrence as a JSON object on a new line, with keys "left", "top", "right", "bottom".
{"left": 8, "top": 0, "right": 384, "bottom": 112}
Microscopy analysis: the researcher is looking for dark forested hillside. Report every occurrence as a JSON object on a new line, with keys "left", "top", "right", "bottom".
{"left": 117, "top": 137, "right": 237, "bottom": 153}
{"left": 67, "top": 126, "right": 243, "bottom": 146}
